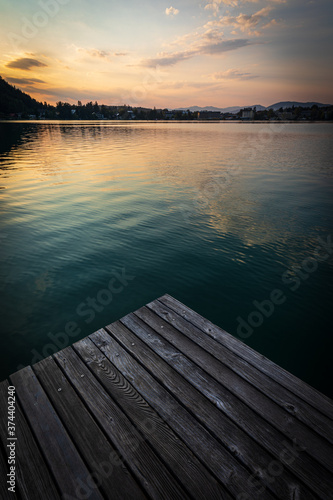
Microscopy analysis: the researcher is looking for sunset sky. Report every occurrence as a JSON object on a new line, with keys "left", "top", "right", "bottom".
{"left": 0, "top": 0, "right": 332, "bottom": 108}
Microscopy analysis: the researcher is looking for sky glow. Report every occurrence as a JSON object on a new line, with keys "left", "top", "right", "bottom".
{"left": 0, "top": 0, "right": 332, "bottom": 107}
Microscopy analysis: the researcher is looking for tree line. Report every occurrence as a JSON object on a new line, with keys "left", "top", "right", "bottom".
{"left": 1, "top": 75, "right": 332, "bottom": 121}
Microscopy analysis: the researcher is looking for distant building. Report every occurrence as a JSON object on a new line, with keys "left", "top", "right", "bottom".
{"left": 221, "top": 113, "right": 236, "bottom": 120}
{"left": 241, "top": 107, "right": 255, "bottom": 120}
{"left": 198, "top": 111, "right": 221, "bottom": 120}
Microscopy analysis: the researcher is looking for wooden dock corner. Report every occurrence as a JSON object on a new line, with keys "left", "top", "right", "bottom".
{"left": 1, "top": 294, "right": 333, "bottom": 499}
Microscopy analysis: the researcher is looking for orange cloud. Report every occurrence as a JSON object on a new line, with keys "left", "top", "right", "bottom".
{"left": 5, "top": 57, "right": 47, "bottom": 70}
{"left": 210, "top": 68, "right": 258, "bottom": 80}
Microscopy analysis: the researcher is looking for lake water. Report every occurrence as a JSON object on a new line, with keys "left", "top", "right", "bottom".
{"left": 0, "top": 121, "right": 332, "bottom": 397}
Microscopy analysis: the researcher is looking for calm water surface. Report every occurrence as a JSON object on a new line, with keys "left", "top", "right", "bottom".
{"left": 0, "top": 121, "right": 332, "bottom": 396}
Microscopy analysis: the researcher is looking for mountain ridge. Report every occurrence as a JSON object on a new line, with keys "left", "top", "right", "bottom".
{"left": 174, "top": 102, "right": 331, "bottom": 114}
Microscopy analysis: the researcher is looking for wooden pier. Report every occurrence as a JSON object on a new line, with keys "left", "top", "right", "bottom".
{"left": 1, "top": 294, "right": 333, "bottom": 499}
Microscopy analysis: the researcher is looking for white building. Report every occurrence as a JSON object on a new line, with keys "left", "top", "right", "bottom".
{"left": 242, "top": 107, "right": 255, "bottom": 120}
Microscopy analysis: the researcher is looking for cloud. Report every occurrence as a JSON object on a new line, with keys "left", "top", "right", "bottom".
{"left": 141, "top": 3, "right": 264, "bottom": 69}
{"left": 75, "top": 47, "right": 129, "bottom": 60}
{"left": 205, "top": 0, "right": 238, "bottom": 13}
{"left": 5, "top": 58, "right": 47, "bottom": 71}
{"left": 157, "top": 80, "right": 224, "bottom": 90}
{"left": 165, "top": 6, "right": 179, "bottom": 16}
{"left": 18, "top": 84, "right": 121, "bottom": 103}
{"left": 205, "top": 0, "right": 285, "bottom": 11}
{"left": 211, "top": 68, "right": 258, "bottom": 80}
{"left": 87, "top": 49, "right": 110, "bottom": 58}
{"left": 5, "top": 77, "right": 46, "bottom": 85}
{"left": 142, "top": 50, "right": 195, "bottom": 68}
{"left": 76, "top": 47, "right": 112, "bottom": 59}
{"left": 202, "top": 38, "right": 252, "bottom": 53}
{"left": 208, "top": 7, "right": 278, "bottom": 35}
{"left": 141, "top": 37, "right": 252, "bottom": 67}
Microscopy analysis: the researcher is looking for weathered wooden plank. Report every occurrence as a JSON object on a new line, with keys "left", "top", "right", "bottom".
{"left": 159, "top": 294, "right": 333, "bottom": 420}
{"left": 105, "top": 321, "right": 318, "bottom": 500}
{"left": 3, "top": 294, "right": 333, "bottom": 500}
{"left": 73, "top": 336, "right": 229, "bottom": 500}
{"left": 137, "top": 303, "right": 333, "bottom": 471}
{"left": 148, "top": 299, "right": 333, "bottom": 444}
{"left": 121, "top": 312, "right": 333, "bottom": 499}
{"left": 33, "top": 356, "right": 147, "bottom": 500}
{"left": 0, "top": 379, "right": 60, "bottom": 500}
{"left": 91, "top": 327, "right": 279, "bottom": 500}
{"left": 54, "top": 346, "right": 190, "bottom": 500}
{"left": 10, "top": 367, "right": 102, "bottom": 500}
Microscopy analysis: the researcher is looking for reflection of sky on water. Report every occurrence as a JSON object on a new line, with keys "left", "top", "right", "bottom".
{"left": 1, "top": 121, "right": 332, "bottom": 257}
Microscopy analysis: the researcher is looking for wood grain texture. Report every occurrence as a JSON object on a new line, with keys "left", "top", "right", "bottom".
{"left": 33, "top": 356, "right": 147, "bottom": 500}
{"left": 159, "top": 294, "right": 333, "bottom": 420}
{"left": 106, "top": 320, "right": 318, "bottom": 500}
{"left": 147, "top": 298, "right": 333, "bottom": 445}
{"left": 54, "top": 346, "right": 190, "bottom": 500}
{"left": 0, "top": 379, "right": 60, "bottom": 500}
{"left": 91, "top": 327, "right": 278, "bottom": 500}
{"left": 73, "top": 336, "right": 229, "bottom": 500}
{"left": 137, "top": 303, "right": 333, "bottom": 472}
{"left": 10, "top": 367, "right": 102, "bottom": 500}
{"left": 2, "top": 295, "right": 333, "bottom": 500}
{"left": 120, "top": 311, "right": 333, "bottom": 500}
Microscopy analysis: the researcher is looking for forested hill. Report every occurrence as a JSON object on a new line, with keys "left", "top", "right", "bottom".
{"left": 0, "top": 76, "right": 46, "bottom": 116}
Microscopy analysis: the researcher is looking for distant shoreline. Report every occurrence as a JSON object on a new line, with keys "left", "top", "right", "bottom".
{"left": 1, "top": 119, "right": 332, "bottom": 124}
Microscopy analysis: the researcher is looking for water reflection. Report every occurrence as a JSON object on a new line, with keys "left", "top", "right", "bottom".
{"left": 0, "top": 121, "right": 332, "bottom": 395}
{"left": 1, "top": 122, "right": 333, "bottom": 247}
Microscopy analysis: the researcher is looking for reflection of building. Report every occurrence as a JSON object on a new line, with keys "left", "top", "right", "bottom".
{"left": 241, "top": 107, "right": 255, "bottom": 120}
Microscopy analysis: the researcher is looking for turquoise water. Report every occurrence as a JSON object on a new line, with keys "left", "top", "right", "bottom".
{"left": 0, "top": 121, "right": 332, "bottom": 397}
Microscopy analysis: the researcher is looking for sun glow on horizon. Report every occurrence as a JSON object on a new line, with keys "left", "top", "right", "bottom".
{"left": 0, "top": 0, "right": 332, "bottom": 108}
